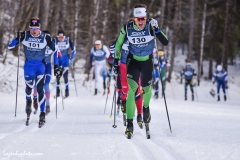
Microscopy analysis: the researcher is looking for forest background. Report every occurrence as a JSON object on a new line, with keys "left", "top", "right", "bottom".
{"left": 0, "top": 0, "right": 239, "bottom": 85}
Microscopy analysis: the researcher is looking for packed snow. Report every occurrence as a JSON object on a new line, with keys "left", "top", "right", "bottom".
{"left": 0, "top": 53, "right": 240, "bottom": 160}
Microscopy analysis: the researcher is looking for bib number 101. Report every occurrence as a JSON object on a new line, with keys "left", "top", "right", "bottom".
{"left": 29, "top": 43, "right": 40, "bottom": 48}
{"left": 132, "top": 37, "right": 146, "bottom": 43}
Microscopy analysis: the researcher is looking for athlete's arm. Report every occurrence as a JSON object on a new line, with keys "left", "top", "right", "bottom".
{"left": 69, "top": 38, "right": 76, "bottom": 58}
{"left": 8, "top": 31, "right": 25, "bottom": 49}
{"left": 150, "top": 23, "right": 168, "bottom": 46}
{"left": 115, "top": 25, "right": 127, "bottom": 59}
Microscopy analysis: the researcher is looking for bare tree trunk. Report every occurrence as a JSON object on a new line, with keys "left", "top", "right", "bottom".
{"left": 187, "top": 0, "right": 194, "bottom": 62}
{"left": 74, "top": 0, "right": 79, "bottom": 44}
{"left": 101, "top": 0, "right": 109, "bottom": 43}
{"left": 92, "top": 0, "right": 100, "bottom": 43}
{"left": 40, "top": 0, "right": 50, "bottom": 30}
{"left": 221, "top": 0, "right": 233, "bottom": 71}
{"left": 148, "top": 0, "right": 155, "bottom": 17}
{"left": 167, "top": 0, "right": 180, "bottom": 82}
{"left": 165, "top": 0, "right": 172, "bottom": 58}
{"left": 198, "top": 0, "right": 207, "bottom": 86}
{"left": 208, "top": 47, "right": 213, "bottom": 79}
{"left": 159, "top": 0, "right": 166, "bottom": 29}
{"left": 33, "top": 0, "right": 40, "bottom": 17}
{"left": 51, "top": 0, "right": 61, "bottom": 36}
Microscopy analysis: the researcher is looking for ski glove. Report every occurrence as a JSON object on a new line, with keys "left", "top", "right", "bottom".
{"left": 16, "top": 31, "right": 24, "bottom": 40}
{"left": 69, "top": 57, "right": 74, "bottom": 63}
{"left": 54, "top": 65, "right": 63, "bottom": 78}
{"left": 113, "top": 59, "right": 119, "bottom": 75}
{"left": 150, "top": 18, "right": 159, "bottom": 29}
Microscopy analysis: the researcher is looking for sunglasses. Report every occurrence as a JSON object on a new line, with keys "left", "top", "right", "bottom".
{"left": 57, "top": 36, "right": 65, "bottom": 38}
{"left": 30, "top": 27, "right": 40, "bottom": 31}
{"left": 135, "top": 17, "right": 147, "bottom": 22}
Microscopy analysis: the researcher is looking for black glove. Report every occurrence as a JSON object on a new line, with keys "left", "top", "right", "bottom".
{"left": 113, "top": 59, "right": 119, "bottom": 75}
{"left": 16, "top": 31, "right": 24, "bottom": 40}
{"left": 54, "top": 65, "right": 63, "bottom": 78}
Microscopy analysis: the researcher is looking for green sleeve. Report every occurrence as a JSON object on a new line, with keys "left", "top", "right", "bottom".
{"left": 115, "top": 26, "right": 126, "bottom": 59}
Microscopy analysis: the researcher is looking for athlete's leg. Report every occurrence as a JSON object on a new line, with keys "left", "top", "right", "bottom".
{"left": 44, "top": 63, "right": 51, "bottom": 107}
{"left": 126, "top": 57, "right": 140, "bottom": 120}
{"left": 35, "top": 63, "right": 46, "bottom": 113}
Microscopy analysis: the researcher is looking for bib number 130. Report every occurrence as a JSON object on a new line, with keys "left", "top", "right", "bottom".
{"left": 132, "top": 37, "right": 146, "bottom": 43}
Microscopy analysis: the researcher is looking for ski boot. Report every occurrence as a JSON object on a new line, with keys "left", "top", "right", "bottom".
{"left": 224, "top": 95, "right": 227, "bottom": 101}
{"left": 217, "top": 96, "right": 220, "bottom": 101}
{"left": 121, "top": 100, "right": 126, "bottom": 126}
{"left": 56, "top": 88, "right": 60, "bottom": 97}
{"left": 25, "top": 99, "right": 32, "bottom": 126}
{"left": 137, "top": 114, "right": 143, "bottom": 129}
{"left": 65, "top": 88, "right": 69, "bottom": 98}
{"left": 39, "top": 112, "right": 45, "bottom": 128}
{"left": 46, "top": 105, "right": 50, "bottom": 115}
{"left": 33, "top": 97, "right": 38, "bottom": 114}
{"left": 143, "top": 107, "right": 151, "bottom": 124}
{"left": 94, "top": 89, "right": 97, "bottom": 95}
{"left": 154, "top": 92, "right": 158, "bottom": 99}
{"left": 143, "top": 107, "right": 151, "bottom": 139}
{"left": 125, "top": 119, "right": 134, "bottom": 139}
{"left": 192, "top": 94, "right": 194, "bottom": 101}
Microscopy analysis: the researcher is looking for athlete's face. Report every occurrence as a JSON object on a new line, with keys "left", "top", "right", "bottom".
{"left": 134, "top": 17, "right": 147, "bottom": 30}
{"left": 29, "top": 27, "right": 40, "bottom": 37}
{"left": 58, "top": 36, "right": 65, "bottom": 42}
{"left": 95, "top": 44, "right": 101, "bottom": 50}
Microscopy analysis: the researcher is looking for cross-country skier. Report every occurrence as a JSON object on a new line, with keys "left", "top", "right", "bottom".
{"left": 118, "top": 38, "right": 143, "bottom": 128}
{"left": 32, "top": 30, "right": 62, "bottom": 115}
{"left": 212, "top": 64, "right": 228, "bottom": 101}
{"left": 8, "top": 17, "right": 59, "bottom": 127}
{"left": 89, "top": 40, "right": 110, "bottom": 95}
{"left": 181, "top": 63, "right": 197, "bottom": 101}
{"left": 54, "top": 30, "right": 76, "bottom": 98}
{"left": 153, "top": 49, "right": 169, "bottom": 99}
{"left": 113, "top": 4, "right": 168, "bottom": 138}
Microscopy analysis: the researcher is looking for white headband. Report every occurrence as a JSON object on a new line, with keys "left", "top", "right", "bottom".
{"left": 133, "top": 8, "right": 146, "bottom": 17}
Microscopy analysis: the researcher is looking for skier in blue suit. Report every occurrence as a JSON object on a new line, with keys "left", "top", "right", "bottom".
{"left": 32, "top": 30, "right": 61, "bottom": 115}
{"left": 54, "top": 30, "right": 76, "bottom": 98}
{"left": 8, "top": 17, "right": 60, "bottom": 125}
{"left": 212, "top": 65, "right": 228, "bottom": 101}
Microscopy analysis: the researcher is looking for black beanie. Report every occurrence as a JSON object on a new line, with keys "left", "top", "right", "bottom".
{"left": 29, "top": 19, "right": 41, "bottom": 27}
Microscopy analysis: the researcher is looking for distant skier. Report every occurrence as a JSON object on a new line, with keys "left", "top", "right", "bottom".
{"left": 54, "top": 30, "right": 76, "bottom": 98}
{"left": 212, "top": 65, "right": 228, "bottom": 101}
{"left": 89, "top": 40, "right": 110, "bottom": 95}
{"left": 181, "top": 63, "right": 197, "bottom": 101}
{"left": 153, "top": 49, "right": 169, "bottom": 99}
{"left": 8, "top": 17, "right": 59, "bottom": 127}
{"left": 33, "top": 30, "right": 62, "bottom": 115}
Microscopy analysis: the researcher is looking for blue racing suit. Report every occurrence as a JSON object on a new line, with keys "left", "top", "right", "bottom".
{"left": 54, "top": 37, "right": 76, "bottom": 90}
{"left": 8, "top": 31, "right": 57, "bottom": 113}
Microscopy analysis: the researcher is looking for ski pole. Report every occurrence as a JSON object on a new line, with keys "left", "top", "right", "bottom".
{"left": 60, "top": 78, "right": 65, "bottom": 110}
{"left": 226, "top": 88, "right": 230, "bottom": 101}
{"left": 112, "top": 83, "right": 117, "bottom": 128}
{"left": 56, "top": 80, "right": 58, "bottom": 119}
{"left": 104, "top": 66, "right": 114, "bottom": 114}
{"left": 169, "top": 81, "right": 175, "bottom": 99}
{"left": 153, "top": 27, "right": 172, "bottom": 133}
{"left": 71, "top": 63, "right": 78, "bottom": 96}
{"left": 109, "top": 84, "right": 116, "bottom": 118}
{"left": 14, "top": 33, "right": 21, "bottom": 117}
{"left": 194, "top": 85, "right": 198, "bottom": 101}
